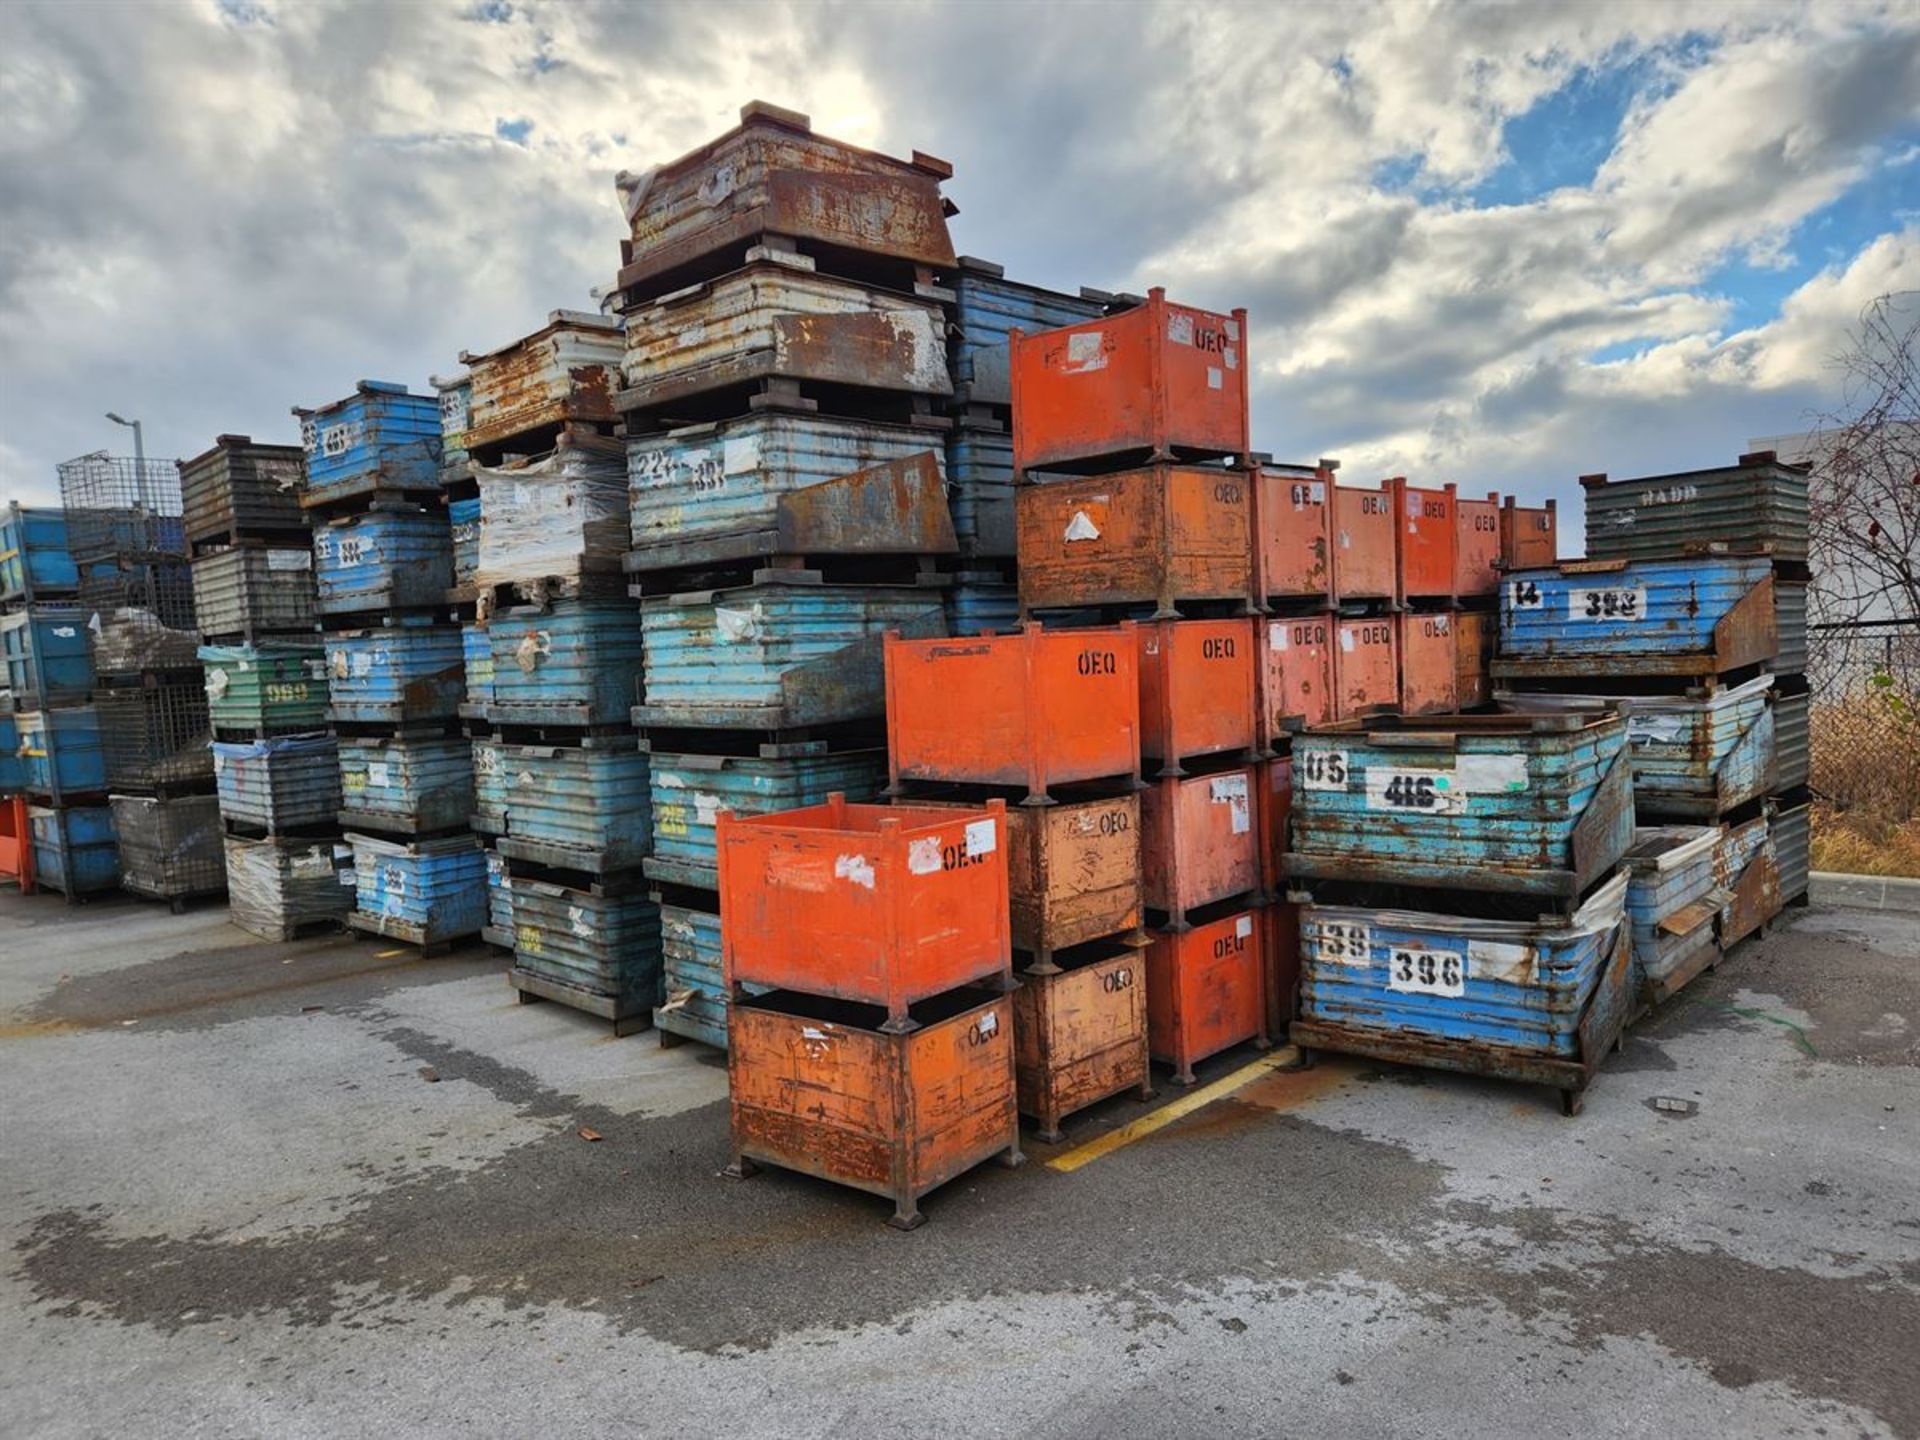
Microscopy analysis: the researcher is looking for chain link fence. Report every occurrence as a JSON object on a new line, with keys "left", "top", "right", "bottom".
{"left": 1806, "top": 616, "right": 1920, "bottom": 875}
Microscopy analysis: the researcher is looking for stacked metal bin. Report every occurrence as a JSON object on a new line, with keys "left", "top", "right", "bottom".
{"left": 297, "top": 380, "right": 482, "bottom": 951}
{"left": 612, "top": 101, "right": 963, "bottom": 1050}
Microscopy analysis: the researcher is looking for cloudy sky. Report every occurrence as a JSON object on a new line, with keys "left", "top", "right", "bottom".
{"left": 2, "top": 0, "right": 1916, "bottom": 542}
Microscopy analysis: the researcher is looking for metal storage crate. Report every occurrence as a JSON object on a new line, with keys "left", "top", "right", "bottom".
{"left": 460, "top": 310, "right": 624, "bottom": 452}
{"left": 224, "top": 833, "right": 351, "bottom": 940}
{"left": 511, "top": 879, "right": 663, "bottom": 1012}
{"left": 944, "top": 568, "right": 1019, "bottom": 638}
{"left": 95, "top": 679, "right": 215, "bottom": 793}
{"left": 476, "top": 437, "right": 630, "bottom": 587}
{"left": 1497, "top": 557, "right": 1777, "bottom": 678}
{"left": 1, "top": 606, "right": 95, "bottom": 708}
{"left": 462, "top": 621, "right": 494, "bottom": 709}
{"left": 294, "top": 381, "right": 442, "bottom": 507}
{"left": 1621, "top": 826, "right": 1725, "bottom": 1007}
{"left": 1, "top": 504, "right": 82, "bottom": 602}
{"left": 487, "top": 600, "right": 645, "bottom": 727}
{"left": 111, "top": 793, "right": 225, "bottom": 906}
{"left": 1773, "top": 687, "right": 1809, "bottom": 791}
{"left": 178, "top": 435, "right": 307, "bottom": 546}
{"left": 200, "top": 643, "right": 330, "bottom": 734}
{"left": 496, "top": 742, "right": 651, "bottom": 871}
{"left": 471, "top": 737, "right": 506, "bottom": 832}
{"left": 433, "top": 371, "right": 472, "bottom": 477}
{"left": 324, "top": 623, "right": 464, "bottom": 725}
{"left": 483, "top": 846, "right": 513, "bottom": 946}
{"left": 29, "top": 803, "right": 119, "bottom": 899}
{"left": 347, "top": 831, "right": 487, "bottom": 946}
{"left": 656, "top": 902, "right": 728, "bottom": 1049}
{"left": 57, "top": 451, "right": 185, "bottom": 564}
{"left": 1774, "top": 578, "right": 1807, "bottom": 675}
{"left": 16, "top": 707, "right": 107, "bottom": 800}
{"left": 190, "top": 545, "right": 317, "bottom": 639}
{"left": 0, "top": 713, "right": 21, "bottom": 793}
{"left": 213, "top": 734, "right": 341, "bottom": 831}
{"left": 945, "top": 420, "right": 1016, "bottom": 559}
{"left": 1581, "top": 453, "right": 1810, "bottom": 564}
{"left": 314, "top": 507, "right": 453, "bottom": 615}
{"left": 950, "top": 257, "right": 1106, "bottom": 409}
{"left": 449, "top": 497, "right": 480, "bottom": 588}
{"left": 337, "top": 734, "right": 475, "bottom": 835}
{"left": 1773, "top": 797, "right": 1810, "bottom": 905}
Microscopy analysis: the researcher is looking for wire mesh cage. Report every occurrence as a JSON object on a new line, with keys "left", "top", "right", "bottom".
{"left": 57, "top": 451, "right": 186, "bottom": 565}
{"left": 78, "top": 558, "right": 199, "bottom": 638}
{"left": 111, "top": 793, "right": 227, "bottom": 904}
{"left": 96, "top": 679, "right": 215, "bottom": 793}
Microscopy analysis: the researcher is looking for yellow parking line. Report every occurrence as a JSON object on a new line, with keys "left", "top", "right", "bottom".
{"left": 1045, "top": 1050, "right": 1297, "bottom": 1173}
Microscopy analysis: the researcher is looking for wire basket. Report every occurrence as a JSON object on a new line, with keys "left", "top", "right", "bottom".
{"left": 57, "top": 451, "right": 186, "bottom": 565}
{"left": 96, "top": 679, "right": 215, "bottom": 793}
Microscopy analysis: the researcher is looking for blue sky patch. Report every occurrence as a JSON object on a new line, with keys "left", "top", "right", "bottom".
{"left": 495, "top": 117, "right": 534, "bottom": 146}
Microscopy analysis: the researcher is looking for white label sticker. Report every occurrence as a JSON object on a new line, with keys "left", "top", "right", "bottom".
{"left": 1508, "top": 578, "right": 1544, "bottom": 610}
{"left": 1292, "top": 480, "right": 1325, "bottom": 506}
{"left": 973, "top": 1011, "right": 999, "bottom": 1039}
{"left": 332, "top": 844, "right": 354, "bottom": 860}
{"left": 1207, "top": 367, "right": 1223, "bottom": 390}
{"left": 1064, "top": 331, "right": 1107, "bottom": 373}
{"left": 350, "top": 651, "right": 373, "bottom": 677}
{"left": 1453, "top": 754, "right": 1529, "bottom": 793}
{"left": 366, "top": 761, "right": 391, "bottom": 788}
{"left": 338, "top": 868, "right": 358, "bottom": 886}
{"left": 834, "top": 853, "right": 875, "bottom": 889}
{"left": 205, "top": 669, "right": 230, "bottom": 699}
{"left": 1366, "top": 768, "right": 1465, "bottom": 814}
{"left": 964, "top": 818, "right": 997, "bottom": 857}
{"left": 722, "top": 436, "right": 761, "bottom": 475}
{"left": 1063, "top": 509, "right": 1101, "bottom": 543}
{"left": 1469, "top": 939, "right": 1536, "bottom": 986}
{"left": 1234, "top": 915, "right": 1253, "bottom": 940}
{"left": 907, "top": 837, "right": 942, "bottom": 875}
{"left": 714, "top": 604, "right": 763, "bottom": 643}
{"left": 1166, "top": 313, "right": 1195, "bottom": 346}
{"left": 1629, "top": 715, "right": 1691, "bottom": 746}
{"left": 1224, "top": 318, "right": 1240, "bottom": 342}
{"left": 320, "top": 420, "right": 365, "bottom": 458}
{"left": 1339, "top": 627, "right": 1356, "bottom": 652}
{"left": 267, "top": 549, "right": 313, "bottom": 572}
{"left": 692, "top": 791, "right": 723, "bottom": 826}
{"left": 1313, "top": 920, "right": 1371, "bottom": 965}
{"left": 1210, "top": 773, "right": 1251, "bottom": 833}
{"left": 569, "top": 904, "right": 595, "bottom": 938}
{"left": 52, "top": 625, "right": 77, "bottom": 638}
{"left": 1568, "top": 586, "right": 1648, "bottom": 621}
{"left": 1298, "top": 749, "right": 1350, "bottom": 790}
{"left": 1268, "top": 623, "right": 1288, "bottom": 652}
{"left": 1224, "top": 348, "right": 1238, "bottom": 370}
{"left": 1386, "top": 946, "right": 1466, "bottom": 997}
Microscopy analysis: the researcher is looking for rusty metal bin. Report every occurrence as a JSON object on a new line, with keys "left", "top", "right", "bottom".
{"left": 1580, "top": 451, "right": 1809, "bottom": 565}
{"left": 1715, "top": 809, "right": 1779, "bottom": 948}
{"left": 1014, "top": 946, "right": 1152, "bottom": 1143}
{"left": 1331, "top": 484, "right": 1395, "bottom": 602}
{"left": 1455, "top": 491, "right": 1501, "bottom": 600}
{"left": 1454, "top": 609, "right": 1494, "bottom": 709}
{"left": 1016, "top": 463, "right": 1254, "bottom": 618}
{"left": 1261, "top": 613, "right": 1335, "bottom": 740}
{"left": 1500, "top": 497, "right": 1558, "bottom": 570}
{"left": 716, "top": 794, "right": 1013, "bottom": 1029}
{"left": 1334, "top": 615, "right": 1399, "bottom": 719}
{"left": 1005, "top": 795, "right": 1144, "bottom": 970}
{"left": 1389, "top": 478, "right": 1457, "bottom": 604}
{"left": 179, "top": 435, "right": 307, "bottom": 548}
{"left": 1010, "top": 288, "right": 1249, "bottom": 475}
{"left": 727, "top": 984, "right": 1020, "bottom": 1230}
{"left": 1398, "top": 611, "right": 1458, "bottom": 716}
{"left": 884, "top": 623, "right": 1142, "bottom": 804}
{"left": 460, "top": 310, "right": 623, "bottom": 455}
{"left": 1142, "top": 766, "right": 1261, "bottom": 928}
{"left": 1255, "top": 465, "right": 1334, "bottom": 604}
{"left": 1137, "top": 617, "right": 1257, "bottom": 774}
{"left": 1256, "top": 756, "right": 1299, "bottom": 1035}
{"left": 1146, "top": 902, "right": 1269, "bottom": 1085}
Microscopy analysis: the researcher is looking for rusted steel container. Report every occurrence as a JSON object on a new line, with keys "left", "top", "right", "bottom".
{"left": 1454, "top": 491, "right": 1502, "bottom": 600}
{"left": 1294, "top": 873, "right": 1632, "bottom": 1115}
{"left": 95, "top": 680, "right": 215, "bottom": 794}
{"left": 487, "top": 600, "right": 644, "bottom": 727}
{"left": 200, "top": 643, "right": 329, "bottom": 734}
{"left": 1136, "top": 617, "right": 1257, "bottom": 773}
{"left": 639, "top": 584, "right": 943, "bottom": 729}
{"left": 324, "top": 622, "right": 464, "bottom": 726}
{"left": 212, "top": 734, "right": 340, "bottom": 832}
{"left": 1581, "top": 451, "right": 1810, "bottom": 564}
{"left": 29, "top": 803, "right": 118, "bottom": 899}
{"left": 1453, "top": 609, "right": 1494, "bottom": 709}
{"left": 1255, "top": 465, "right": 1334, "bottom": 604}
{"left": 1397, "top": 611, "right": 1457, "bottom": 716}
{"left": 314, "top": 507, "right": 453, "bottom": 615}
{"left": 347, "top": 831, "right": 487, "bottom": 946}
{"left": 1014, "top": 948, "right": 1152, "bottom": 1142}
{"left": 1497, "top": 557, "right": 1776, "bottom": 677}
{"left": 1389, "top": 478, "right": 1458, "bottom": 604}
{"left": 475, "top": 437, "right": 630, "bottom": 588}
{"left": 1, "top": 504, "right": 82, "bottom": 602}
{"left": 944, "top": 419, "right": 1017, "bottom": 559}
{"left": 2, "top": 606, "right": 94, "bottom": 708}
{"left": 1622, "top": 826, "right": 1724, "bottom": 1007}
{"left": 1015, "top": 464, "right": 1254, "bottom": 617}
{"left": 1009, "top": 288, "right": 1249, "bottom": 474}
{"left": 1773, "top": 578, "right": 1807, "bottom": 676}
{"left": 1715, "top": 811, "right": 1778, "bottom": 947}
{"left": 727, "top": 985, "right": 1019, "bottom": 1230}
{"left": 179, "top": 435, "right": 306, "bottom": 546}
{"left": 1288, "top": 711, "right": 1633, "bottom": 898}
{"left": 191, "top": 545, "right": 317, "bottom": 639}
{"left": 615, "top": 262, "right": 951, "bottom": 412}
{"left": 294, "top": 381, "right": 441, "bottom": 508}
{"left": 112, "top": 793, "right": 225, "bottom": 906}
{"left": 1500, "top": 498, "right": 1558, "bottom": 571}
{"left": 496, "top": 741, "right": 651, "bottom": 871}
{"left": 656, "top": 902, "right": 728, "bottom": 1050}
{"left": 511, "top": 878, "right": 662, "bottom": 1011}
{"left": 1772, "top": 796, "right": 1809, "bottom": 905}
{"left": 1331, "top": 483, "right": 1396, "bottom": 602}
{"left": 1260, "top": 612, "right": 1335, "bottom": 739}
{"left": 471, "top": 738, "right": 505, "bottom": 833}
{"left": 951, "top": 258, "right": 1106, "bottom": 409}
{"left": 884, "top": 623, "right": 1141, "bottom": 803}
{"left": 461, "top": 311, "right": 623, "bottom": 454}
{"left": 1142, "top": 767, "right": 1260, "bottom": 928}
{"left": 1333, "top": 615, "right": 1399, "bottom": 719}
{"left": 614, "top": 101, "right": 956, "bottom": 298}
{"left": 625, "top": 413, "right": 949, "bottom": 571}
{"left": 16, "top": 706, "right": 106, "bottom": 801}
{"left": 1773, "top": 685, "right": 1808, "bottom": 790}
{"left": 1256, "top": 758, "right": 1299, "bottom": 1035}
{"left": 337, "top": 733, "right": 475, "bottom": 835}
{"left": 716, "top": 795, "right": 1013, "bottom": 1029}
{"left": 449, "top": 498, "right": 480, "bottom": 588}
{"left": 1145, "top": 902, "right": 1268, "bottom": 1085}
{"left": 224, "top": 833, "right": 351, "bottom": 940}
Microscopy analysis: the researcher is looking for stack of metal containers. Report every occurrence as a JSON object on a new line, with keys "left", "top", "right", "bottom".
{"left": 453, "top": 311, "right": 649, "bottom": 1028}
{"left": 57, "top": 452, "right": 223, "bottom": 908}
{"left": 609, "top": 102, "right": 959, "bottom": 1048}
{"left": 185, "top": 434, "right": 350, "bottom": 939}
{"left": 0, "top": 502, "right": 100, "bottom": 896}
{"left": 296, "top": 380, "right": 482, "bottom": 952}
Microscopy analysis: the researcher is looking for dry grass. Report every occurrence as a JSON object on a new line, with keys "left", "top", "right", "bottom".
{"left": 1808, "top": 681, "right": 1920, "bottom": 878}
{"left": 1810, "top": 803, "right": 1920, "bottom": 877}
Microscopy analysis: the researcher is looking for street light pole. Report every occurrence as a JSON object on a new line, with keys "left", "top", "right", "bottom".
{"left": 105, "top": 411, "right": 144, "bottom": 476}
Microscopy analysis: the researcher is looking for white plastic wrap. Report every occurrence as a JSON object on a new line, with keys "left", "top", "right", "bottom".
{"left": 224, "top": 834, "right": 351, "bottom": 940}
{"left": 473, "top": 444, "right": 630, "bottom": 592}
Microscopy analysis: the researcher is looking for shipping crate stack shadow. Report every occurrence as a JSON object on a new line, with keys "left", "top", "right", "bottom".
{"left": 606, "top": 101, "right": 960, "bottom": 1050}
{"left": 297, "top": 380, "right": 484, "bottom": 954}
{"left": 55, "top": 451, "right": 222, "bottom": 908}
{"left": 184, "top": 435, "right": 353, "bottom": 939}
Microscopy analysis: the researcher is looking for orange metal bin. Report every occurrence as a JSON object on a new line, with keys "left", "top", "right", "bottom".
{"left": 1331, "top": 483, "right": 1396, "bottom": 602}
{"left": 1501, "top": 497, "right": 1558, "bottom": 570}
{"left": 1455, "top": 491, "right": 1502, "bottom": 600}
{"left": 1013, "top": 948, "right": 1153, "bottom": 1142}
{"left": 1009, "top": 287, "right": 1250, "bottom": 475}
{"left": 727, "top": 986, "right": 1020, "bottom": 1230}
{"left": 1137, "top": 617, "right": 1257, "bottom": 775}
{"left": 0, "top": 794, "right": 32, "bottom": 892}
{"left": 1333, "top": 615, "right": 1399, "bottom": 719}
{"left": 1454, "top": 608, "right": 1494, "bottom": 709}
{"left": 1255, "top": 465, "right": 1334, "bottom": 604}
{"left": 1390, "top": 477, "right": 1458, "bottom": 604}
{"left": 884, "top": 623, "right": 1142, "bottom": 804}
{"left": 1016, "top": 464, "right": 1255, "bottom": 618}
{"left": 1146, "top": 902, "right": 1269, "bottom": 1084}
{"left": 1260, "top": 612, "right": 1336, "bottom": 741}
{"left": 1254, "top": 757, "right": 1300, "bottom": 1036}
{"left": 1399, "top": 611, "right": 1458, "bottom": 716}
{"left": 1141, "top": 765, "right": 1261, "bottom": 928}
{"left": 716, "top": 794, "right": 1012, "bottom": 1030}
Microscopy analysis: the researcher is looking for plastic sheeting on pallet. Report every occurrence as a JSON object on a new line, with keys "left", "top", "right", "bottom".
{"left": 225, "top": 833, "right": 352, "bottom": 939}
{"left": 475, "top": 440, "right": 628, "bottom": 590}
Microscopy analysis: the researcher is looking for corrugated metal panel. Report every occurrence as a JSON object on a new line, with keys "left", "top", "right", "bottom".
{"left": 1773, "top": 799, "right": 1809, "bottom": 901}
{"left": 433, "top": 372, "right": 472, "bottom": 474}
{"left": 462, "top": 622, "right": 494, "bottom": 707}
{"left": 213, "top": 734, "right": 341, "bottom": 830}
{"left": 112, "top": 793, "right": 225, "bottom": 901}
{"left": 488, "top": 601, "right": 644, "bottom": 725}
{"left": 1622, "top": 826, "right": 1723, "bottom": 993}
{"left": 638, "top": 583, "right": 945, "bottom": 727}
{"left": 1, "top": 504, "right": 81, "bottom": 601}
{"left": 224, "top": 833, "right": 351, "bottom": 939}
{"left": 500, "top": 744, "right": 651, "bottom": 865}
{"left": 461, "top": 311, "right": 624, "bottom": 450}
{"left": 2, "top": 606, "right": 95, "bottom": 707}
{"left": 647, "top": 747, "right": 886, "bottom": 888}
{"left": 293, "top": 381, "right": 442, "bottom": 506}
{"left": 1774, "top": 579, "right": 1807, "bottom": 676}
{"left": 1500, "top": 558, "right": 1773, "bottom": 660}
{"left": 314, "top": 507, "right": 453, "bottom": 614}
{"left": 200, "top": 643, "right": 330, "bottom": 733}
{"left": 338, "top": 734, "right": 474, "bottom": 832}
{"left": 18, "top": 707, "right": 106, "bottom": 799}
{"left": 178, "top": 436, "right": 307, "bottom": 545}
{"left": 1300, "top": 873, "right": 1628, "bottom": 1057}
{"left": 944, "top": 570, "right": 1020, "bottom": 637}
{"left": 945, "top": 421, "right": 1015, "bottom": 558}
{"left": 485, "top": 846, "right": 513, "bottom": 932}
{"left": 1583, "top": 458, "right": 1809, "bottom": 563}
{"left": 348, "top": 831, "right": 487, "bottom": 942}
{"left": 471, "top": 738, "right": 506, "bottom": 830}
{"left": 94, "top": 681, "right": 215, "bottom": 793}
{"left": 190, "top": 546, "right": 317, "bottom": 638}
{"left": 1773, "top": 688, "right": 1809, "bottom": 790}
{"left": 616, "top": 264, "right": 951, "bottom": 410}
{"left": 449, "top": 498, "right": 480, "bottom": 587}
{"left": 475, "top": 439, "right": 629, "bottom": 587}
{"left": 512, "top": 879, "right": 662, "bottom": 1006}
{"left": 0, "top": 713, "right": 21, "bottom": 792}
{"left": 29, "top": 803, "right": 119, "bottom": 896}
{"left": 657, "top": 902, "right": 728, "bottom": 1049}
{"left": 950, "top": 259, "right": 1105, "bottom": 407}
{"left": 324, "top": 623, "right": 464, "bottom": 725}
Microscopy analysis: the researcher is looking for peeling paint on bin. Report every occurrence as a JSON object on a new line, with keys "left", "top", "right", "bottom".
{"left": 314, "top": 507, "right": 453, "bottom": 614}
{"left": 499, "top": 743, "right": 652, "bottom": 866}
{"left": 513, "top": 880, "right": 663, "bottom": 1009}
{"left": 338, "top": 734, "right": 476, "bottom": 833}
{"left": 324, "top": 624, "right": 465, "bottom": 725}
{"left": 294, "top": 381, "right": 442, "bottom": 507}
{"left": 657, "top": 902, "right": 729, "bottom": 1049}
{"left": 349, "top": 831, "right": 487, "bottom": 943}
{"left": 488, "top": 600, "right": 646, "bottom": 725}
{"left": 1622, "top": 826, "right": 1724, "bottom": 1001}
